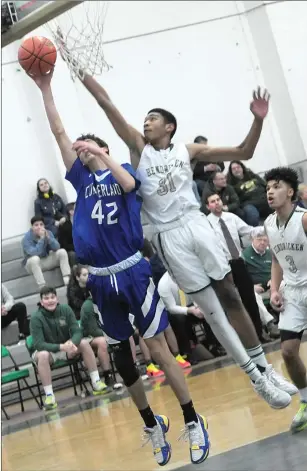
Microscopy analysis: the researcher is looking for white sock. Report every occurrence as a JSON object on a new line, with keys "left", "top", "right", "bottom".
{"left": 246, "top": 345, "right": 269, "bottom": 372}
{"left": 90, "top": 370, "right": 100, "bottom": 386}
{"left": 191, "top": 287, "right": 261, "bottom": 382}
{"left": 299, "top": 386, "right": 307, "bottom": 402}
{"left": 44, "top": 385, "right": 54, "bottom": 396}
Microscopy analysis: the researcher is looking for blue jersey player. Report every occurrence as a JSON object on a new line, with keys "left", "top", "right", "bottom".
{"left": 27, "top": 69, "right": 210, "bottom": 467}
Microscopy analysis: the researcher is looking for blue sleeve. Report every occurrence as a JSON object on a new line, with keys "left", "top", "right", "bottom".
{"left": 65, "top": 158, "right": 85, "bottom": 191}
{"left": 122, "top": 163, "right": 141, "bottom": 191}
{"left": 22, "top": 233, "right": 46, "bottom": 257}
{"left": 47, "top": 231, "right": 60, "bottom": 251}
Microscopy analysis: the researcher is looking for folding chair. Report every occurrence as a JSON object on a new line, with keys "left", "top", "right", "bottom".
{"left": 25, "top": 336, "right": 90, "bottom": 408}
{"left": 1, "top": 345, "right": 41, "bottom": 419}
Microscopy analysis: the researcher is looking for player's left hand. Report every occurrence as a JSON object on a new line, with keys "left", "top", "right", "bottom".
{"left": 72, "top": 141, "right": 109, "bottom": 159}
{"left": 250, "top": 87, "right": 270, "bottom": 121}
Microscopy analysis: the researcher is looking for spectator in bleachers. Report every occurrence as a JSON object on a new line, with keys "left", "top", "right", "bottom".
{"left": 227, "top": 161, "right": 271, "bottom": 225}
{"left": 34, "top": 178, "right": 67, "bottom": 237}
{"left": 1, "top": 284, "right": 30, "bottom": 341}
{"left": 242, "top": 234, "right": 280, "bottom": 339}
{"left": 30, "top": 286, "right": 107, "bottom": 410}
{"left": 201, "top": 171, "right": 245, "bottom": 219}
{"left": 80, "top": 296, "right": 123, "bottom": 389}
{"left": 297, "top": 183, "right": 307, "bottom": 208}
{"left": 22, "top": 216, "right": 71, "bottom": 288}
{"left": 67, "top": 264, "right": 90, "bottom": 320}
{"left": 192, "top": 136, "right": 225, "bottom": 196}
{"left": 58, "top": 202, "right": 76, "bottom": 267}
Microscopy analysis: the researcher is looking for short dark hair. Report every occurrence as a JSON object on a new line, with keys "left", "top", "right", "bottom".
{"left": 141, "top": 238, "right": 154, "bottom": 259}
{"left": 264, "top": 167, "right": 299, "bottom": 201}
{"left": 66, "top": 202, "right": 75, "bottom": 212}
{"left": 194, "top": 135, "right": 208, "bottom": 144}
{"left": 204, "top": 191, "right": 219, "bottom": 205}
{"left": 40, "top": 286, "right": 57, "bottom": 298}
{"left": 76, "top": 134, "right": 109, "bottom": 152}
{"left": 31, "top": 216, "right": 44, "bottom": 225}
{"left": 147, "top": 108, "right": 177, "bottom": 139}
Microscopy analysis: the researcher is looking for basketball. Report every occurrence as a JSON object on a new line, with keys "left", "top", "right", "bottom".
{"left": 18, "top": 36, "right": 57, "bottom": 76}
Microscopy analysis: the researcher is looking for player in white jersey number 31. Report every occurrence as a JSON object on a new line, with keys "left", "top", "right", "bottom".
{"left": 265, "top": 167, "right": 307, "bottom": 433}
{"left": 68, "top": 60, "right": 296, "bottom": 459}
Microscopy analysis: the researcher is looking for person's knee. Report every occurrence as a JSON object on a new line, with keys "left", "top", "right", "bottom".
{"left": 78, "top": 338, "right": 91, "bottom": 352}
{"left": 96, "top": 337, "right": 108, "bottom": 353}
{"left": 36, "top": 351, "right": 50, "bottom": 363}
{"left": 26, "top": 256, "right": 41, "bottom": 270}
{"left": 281, "top": 337, "right": 300, "bottom": 361}
{"left": 111, "top": 340, "right": 139, "bottom": 387}
{"left": 14, "top": 302, "right": 27, "bottom": 313}
{"left": 56, "top": 248, "right": 68, "bottom": 260}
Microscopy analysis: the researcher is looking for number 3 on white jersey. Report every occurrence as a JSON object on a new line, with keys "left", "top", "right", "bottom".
{"left": 91, "top": 200, "right": 118, "bottom": 225}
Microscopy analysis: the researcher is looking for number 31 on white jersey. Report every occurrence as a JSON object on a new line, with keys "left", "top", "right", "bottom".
{"left": 91, "top": 200, "right": 118, "bottom": 225}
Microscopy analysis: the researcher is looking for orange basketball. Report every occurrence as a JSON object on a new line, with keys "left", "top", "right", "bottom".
{"left": 18, "top": 36, "right": 57, "bottom": 76}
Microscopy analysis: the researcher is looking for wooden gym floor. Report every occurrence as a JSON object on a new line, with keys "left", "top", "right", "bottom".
{"left": 2, "top": 340, "right": 307, "bottom": 471}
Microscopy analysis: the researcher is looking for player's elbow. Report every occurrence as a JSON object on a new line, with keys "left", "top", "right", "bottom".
{"left": 122, "top": 179, "right": 136, "bottom": 193}
{"left": 236, "top": 147, "right": 252, "bottom": 161}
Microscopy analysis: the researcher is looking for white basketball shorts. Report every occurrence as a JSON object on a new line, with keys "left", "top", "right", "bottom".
{"left": 151, "top": 210, "right": 231, "bottom": 293}
{"left": 278, "top": 285, "right": 307, "bottom": 333}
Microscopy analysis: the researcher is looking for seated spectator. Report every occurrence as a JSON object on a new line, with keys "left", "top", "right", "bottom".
{"left": 58, "top": 202, "right": 76, "bottom": 267}
{"left": 30, "top": 286, "right": 107, "bottom": 410}
{"left": 34, "top": 178, "right": 67, "bottom": 237}
{"left": 80, "top": 297, "right": 123, "bottom": 389}
{"left": 67, "top": 264, "right": 90, "bottom": 320}
{"left": 201, "top": 171, "right": 244, "bottom": 219}
{"left": 192, "top": 136, "right": 225, "bottom": 196}
{"left": 22, "top": 216, "right": 71, "bottom": 288}
{"left": 158, "top": 271, "right": 224, "bottom": 361}
{"left": 297, "top": 183, "right": 307, "bottom": 208}
{"left": 227, "top": 160, "right": 272, "bottom": 225}
{"left": 1, "top": 284, "right": 29, "bottom": 341}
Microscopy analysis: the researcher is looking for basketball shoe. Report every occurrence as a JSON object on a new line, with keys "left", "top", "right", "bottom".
{"left": 175, "top": 354, "right": 191, "bottom": 369}
{"left": 142, "top": 415, "right": 171, "bottom": 466}
{"left": 178, "top": 414, "right": 210, "bottom": 464}
{"left": 146, "top": 363, "right": 164, "bottom": 378}
{"left": 290, "top": 401, "right": 307, "bottom": 433}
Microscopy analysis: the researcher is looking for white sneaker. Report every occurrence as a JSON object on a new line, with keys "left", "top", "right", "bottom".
{"left": 253, "top": 375, "right": 291, "bottom": 409}
{"left": 142, "top": 415, "right": 171, "bottom": 466}
{"left": 178, "top": 414, "right": 210, "bottom": 465}
{"left": 265, "top": 365, "right": 298, "bottom": 396}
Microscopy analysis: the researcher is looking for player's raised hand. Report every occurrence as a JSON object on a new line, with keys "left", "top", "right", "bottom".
{"left": 270, "top": 290, "right": 284, "bottom": 312}
{"left": 250, "top": 87, "right": 270, "bottom": 121}
{"left": 26, "top": 68, "right": 54, "bottom": 91}
{"left": 72, "top": 141, "right": 109, "bottom": 159}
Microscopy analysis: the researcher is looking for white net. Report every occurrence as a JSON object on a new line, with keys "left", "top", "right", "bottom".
{"left": 45, "top": 1, "right": 110, "bottom": 81}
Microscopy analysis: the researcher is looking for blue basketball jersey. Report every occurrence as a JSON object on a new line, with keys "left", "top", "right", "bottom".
{"left": 66, "top": 158, "right": 144, "bottom": 267}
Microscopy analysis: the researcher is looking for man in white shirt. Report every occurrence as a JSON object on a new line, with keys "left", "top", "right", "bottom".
{"left": 206, "top": 193, "right": 276, "bottom": 342}
{"left": 158, "top": 272, "right": 226, "bottom": 359}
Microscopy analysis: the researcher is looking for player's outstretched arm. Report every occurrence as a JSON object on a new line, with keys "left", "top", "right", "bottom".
{"left": 80, "top": 73, "right": 145, "bottom": 166}
{"left": 26, "top": 71, "right": 76, "bottom": 171}
{"left": 72, "top": 140, "right": 136, "bottom": 193}
{"left": 187, "top": 87, "right": 270, "bottom": 163}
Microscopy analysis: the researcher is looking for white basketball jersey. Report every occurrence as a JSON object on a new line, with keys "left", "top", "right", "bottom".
{"left": 136, "top": 143, "right": 200, "bottom": 225}
{"left": 265, "top": 207, "right": 307, "bottom": 287}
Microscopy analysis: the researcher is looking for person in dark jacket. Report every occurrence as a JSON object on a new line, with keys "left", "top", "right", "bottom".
{"left": 67, "top": 264, "right": 90, "bottom": 319}
{"left": 192, "top": 136, "right": 225, "bottom": 197}
{"left": 227, "top": 160, "right": 272, "bottom": 225}
{"left": 58, "top": 202, "right": 76, "bottom": 267}
{"left": 201, "top": 171, "right": 244, "bottom": 219}
{"left": 30, "top": 286, "right": 107, "bottom": 409}
{"left": 34, "top": 178, "right": 67, "bottom": 237}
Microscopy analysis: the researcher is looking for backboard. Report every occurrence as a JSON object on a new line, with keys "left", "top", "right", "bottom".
{"left": 1, "top": 1, "right": 83, "bottom": 48}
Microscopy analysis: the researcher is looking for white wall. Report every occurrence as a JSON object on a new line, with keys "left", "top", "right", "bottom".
{"left": 2, "top": 1, "right": 306, "bottom": 239}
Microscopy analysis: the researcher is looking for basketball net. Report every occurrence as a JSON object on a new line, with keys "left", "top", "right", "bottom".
{"left": 45, "top": 1, "right": 110, "bottom": 81}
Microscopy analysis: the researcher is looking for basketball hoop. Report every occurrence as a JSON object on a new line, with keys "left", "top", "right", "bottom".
{"left": 45, "top": 1, "right": 110, "bottom": 81}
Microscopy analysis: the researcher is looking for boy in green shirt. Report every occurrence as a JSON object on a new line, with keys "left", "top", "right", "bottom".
{"left": 30, "top": 286, "right": 107, "bottom": 409}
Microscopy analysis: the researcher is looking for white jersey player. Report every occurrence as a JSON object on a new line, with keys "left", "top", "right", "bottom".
{"left": 265, "top": 166, "right": 307, "bottom": 434}
{"left": 75, "top": 70, "right": 297, "bottom": 409}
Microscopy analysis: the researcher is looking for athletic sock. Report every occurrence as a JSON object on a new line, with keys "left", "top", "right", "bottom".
{"left": 181, "top": 400, "right": 198, "bottom": 424}
{"left": 139, "top": 405, "right": 157, "bottom": 428}
{"left": 90, "top": 370, "right": 100, "bottom": 386}
{"left": 246, "top": 345, "right": 268, "bottom": 373}
{"left": 43, "top": 385, "right": 54, "bottom": 396}
{"left": 299, "top": 386, "right": 307, "bottom": 402}
{"left": 240, "top": 359, "right": 263, "bottom": 383}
